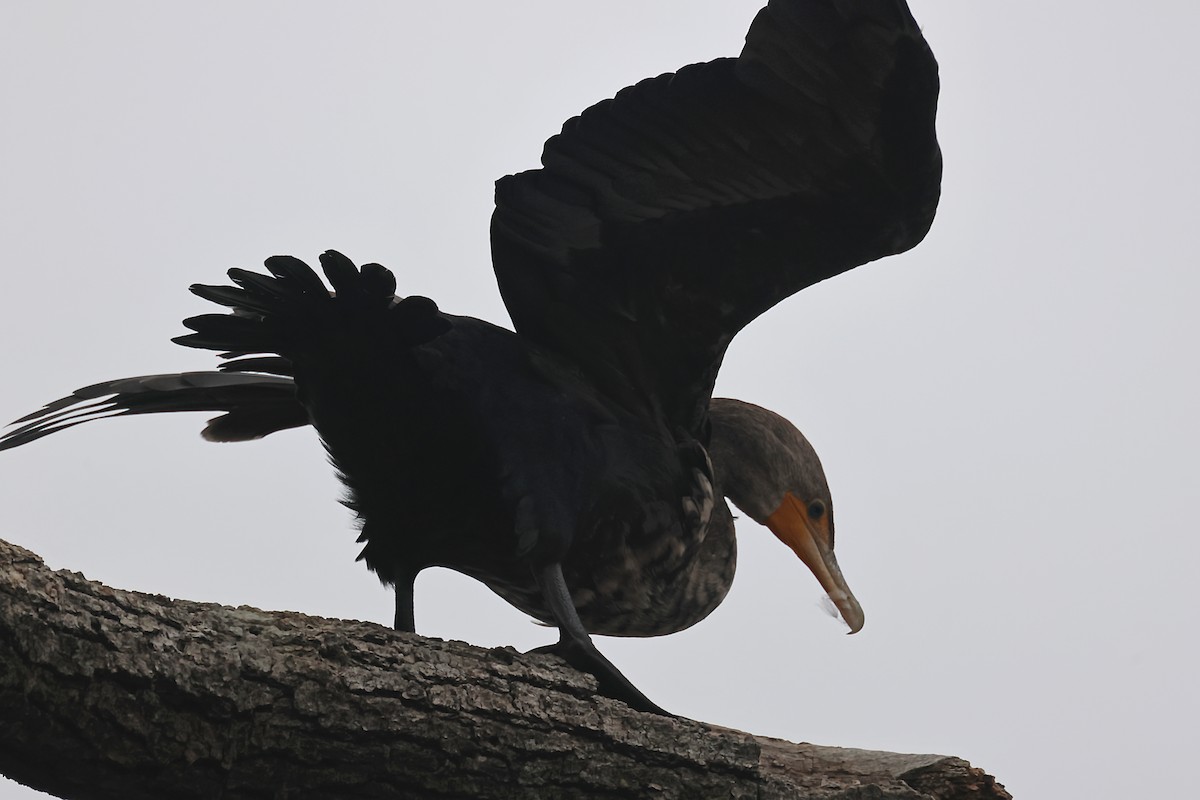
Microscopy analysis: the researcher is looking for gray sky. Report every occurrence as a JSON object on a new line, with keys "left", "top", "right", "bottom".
{"left": 1, "top": 3, "right": 1197, "bottom": 798}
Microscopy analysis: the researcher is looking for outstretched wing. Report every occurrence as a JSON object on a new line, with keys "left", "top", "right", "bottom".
{"left": 0, "top": 372, "right": 307, "bottom": 450}
{"left": 491, "top": 0, "right": 941, "bottom": 433}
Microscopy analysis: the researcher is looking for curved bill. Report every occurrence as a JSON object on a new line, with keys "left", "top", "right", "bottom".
{"left": 765, "top": 492, "right": 865, "bottom": 634}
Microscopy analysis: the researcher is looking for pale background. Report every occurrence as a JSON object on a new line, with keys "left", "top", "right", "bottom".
{"left": 1, "top": 3, "right": 1197, "bottom": 798}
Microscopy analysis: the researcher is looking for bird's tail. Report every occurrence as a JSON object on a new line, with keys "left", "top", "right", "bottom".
{"left": 174, "top": 250, "right": 451, "bottom": 441}
{"left": 177, "top": 250, "right": 457, "bottom": 549}
{"left": 0, "top": 371, "right": 308, "bottom": 451}
{"left": 2, "top": 251, "right": 447, "bottom": 452}
{"left": 174, "top": 250, "right": 449, "bottom": 371}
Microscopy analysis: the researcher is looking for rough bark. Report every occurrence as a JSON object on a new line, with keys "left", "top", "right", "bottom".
{"left": 0, "top": 539, "right": 1009, "bottom": 799}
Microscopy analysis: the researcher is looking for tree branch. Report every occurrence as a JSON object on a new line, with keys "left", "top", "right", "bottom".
{"left": 0, "top": 538, "right": 1008, "bottom": 799}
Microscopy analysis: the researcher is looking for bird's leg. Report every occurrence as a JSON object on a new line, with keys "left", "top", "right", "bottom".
{"left": 531, "top": 562, "right": 671, "bottom": 716}
{"left": 393, "top": 573, "right": 416, "bottom": 633}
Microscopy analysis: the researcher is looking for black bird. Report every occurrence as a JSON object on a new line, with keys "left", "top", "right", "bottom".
{"left": 1, "top": 0, "right": 940, "bottom": 715}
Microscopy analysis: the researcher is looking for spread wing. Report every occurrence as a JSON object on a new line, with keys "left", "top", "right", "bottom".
{"left": 490, "top": 0, "right": 941, "bottom": 433}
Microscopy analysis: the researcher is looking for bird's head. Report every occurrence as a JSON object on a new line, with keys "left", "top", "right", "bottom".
{"left": 707, "top": 398, "right": 864, "bottom": 633}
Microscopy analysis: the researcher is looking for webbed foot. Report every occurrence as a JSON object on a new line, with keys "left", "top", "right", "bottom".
{"left": 531, "top": 636, "right": 671, "bottom": 716}
{"left": 531, "top": 561, "right": 671, "bottom": 716}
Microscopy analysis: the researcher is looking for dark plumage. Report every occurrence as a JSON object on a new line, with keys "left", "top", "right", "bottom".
{"left": 2, "top": 0, "right": 940, "bottom": 714}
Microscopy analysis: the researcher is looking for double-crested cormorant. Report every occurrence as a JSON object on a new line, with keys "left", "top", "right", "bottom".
{"left": 1, "top": 0, "right": 940, "bottom": 714}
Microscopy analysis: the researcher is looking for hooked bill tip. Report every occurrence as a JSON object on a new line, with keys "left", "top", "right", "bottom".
{"left": 819, "top": 593, "right": 864, "bottom": 634}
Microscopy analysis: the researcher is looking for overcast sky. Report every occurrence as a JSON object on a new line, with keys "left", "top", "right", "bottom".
{"left": 1, "top": 3, "right": 1197, "bottom": 798}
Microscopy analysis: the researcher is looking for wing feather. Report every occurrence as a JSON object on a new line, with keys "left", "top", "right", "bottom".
{"left": 491, "top": 0, "right": 941, "bottom": 432}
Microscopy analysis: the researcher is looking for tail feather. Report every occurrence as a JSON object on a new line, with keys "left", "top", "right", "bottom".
{"left": 263, "top": 253, "right": 331, "bottom": 296}
{"left": 178, "top": 313, "right": 278, "bottom": 353}
{"left": 317, "top": 249, "right": 363, "bottom": 296}
{"left": 189, "top": 283, "right": 277, "bottom": 314}
{"left": 2, "top": 251, "right": 443, "bottom": 453}
{"left": 218, "top": 356, "right": 295, "bottom": 377}
{"left": 227, "top": 268, "right": 304, "bottom": 304}
{"left": 174, "top": 250, "right": 450, "bottom": 360}
{"left": 1, "top": 372, "right": 307, "bottom": 451}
